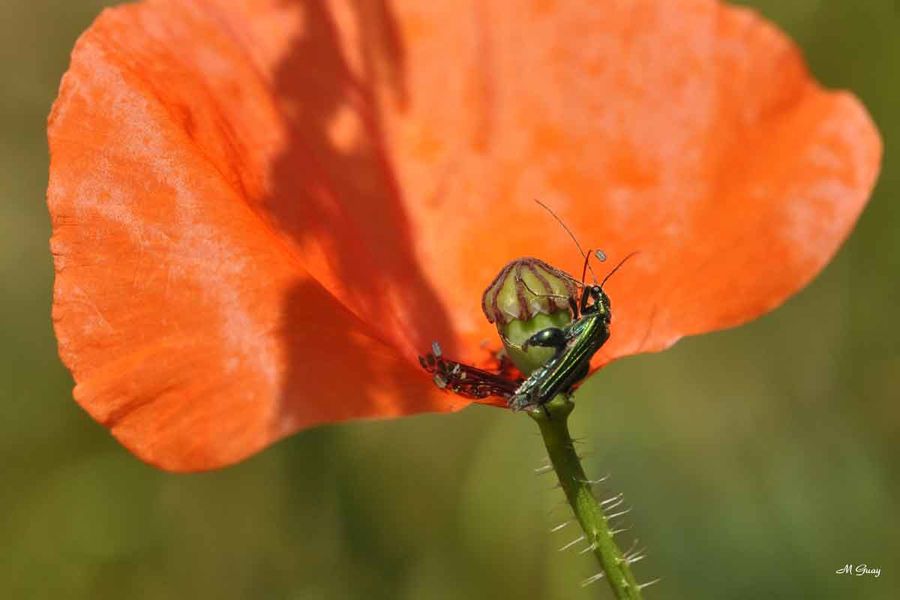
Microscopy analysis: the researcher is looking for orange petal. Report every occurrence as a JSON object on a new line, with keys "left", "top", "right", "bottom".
{"left": 382, "top": 0, "right": 881, "bottom": 365}
{"left": 48, "top": 0, "right": 462, "bottom": 472}
{"left": 50, "top": 0, "right": 880, "bottom": 470}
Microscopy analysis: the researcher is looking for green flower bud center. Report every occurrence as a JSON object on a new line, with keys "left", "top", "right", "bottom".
{"left": 501, "top": 310, "right": 572, "bottom": 375}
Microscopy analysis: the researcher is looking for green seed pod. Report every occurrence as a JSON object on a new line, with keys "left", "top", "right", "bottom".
{"left": 481, "top": 258, "right": 578, "bottom": 375}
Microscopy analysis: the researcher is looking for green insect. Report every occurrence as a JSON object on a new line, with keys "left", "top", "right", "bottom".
{"left": 420, "top": 203, "right": 634, "bottom": 412}
{"left": 507, "top": 268, "right": 612, "bottom": 411}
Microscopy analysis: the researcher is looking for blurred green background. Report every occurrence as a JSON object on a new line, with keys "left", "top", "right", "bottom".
{"left": 2, "top": 1, "right": 897, "bottom": 598}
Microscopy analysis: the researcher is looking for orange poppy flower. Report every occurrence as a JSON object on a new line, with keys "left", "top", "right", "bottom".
{"left": 48, "top": 0, "right": 881, "bottom": 472}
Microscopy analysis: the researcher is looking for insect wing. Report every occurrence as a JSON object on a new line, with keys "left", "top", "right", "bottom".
{"left": 419, "top": 345, "right": 522, "bottom": 400}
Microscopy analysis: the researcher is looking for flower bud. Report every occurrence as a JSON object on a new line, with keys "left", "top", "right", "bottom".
{"left": 481, "top": 258, "right": 578, "bottom": 374}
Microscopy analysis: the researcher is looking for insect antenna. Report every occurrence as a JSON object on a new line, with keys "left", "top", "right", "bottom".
{"left": 600, "top": 251, "right": 640, "bottom": 289}
{"left": 534, "top": 199, "right": 599, "bottom": 284}
{"left": 580, "top": 248, "right": 609, "bottom": 287}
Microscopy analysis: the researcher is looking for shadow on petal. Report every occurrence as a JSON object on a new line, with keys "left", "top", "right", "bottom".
{"left": 265, "top": 1, "right": 458, "bottom": 363}
{"left": 276, "top": 279, "right": 461, "bottom": 439}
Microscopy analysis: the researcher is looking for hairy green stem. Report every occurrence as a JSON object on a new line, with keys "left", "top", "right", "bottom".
{"left": 531, "top": 395, "right": 643, "bottom": 599}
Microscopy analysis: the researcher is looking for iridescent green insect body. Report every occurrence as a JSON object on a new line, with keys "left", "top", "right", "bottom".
{"left": 419, "top": 202, "right": 632, "bottom": 413}
{"left": 508, "top": 280, "right": 611, "bottom": 411}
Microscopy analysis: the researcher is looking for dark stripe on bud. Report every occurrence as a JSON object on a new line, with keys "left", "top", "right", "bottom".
{"left": 481, "top": 257, "right": 577, "bottom": 326}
